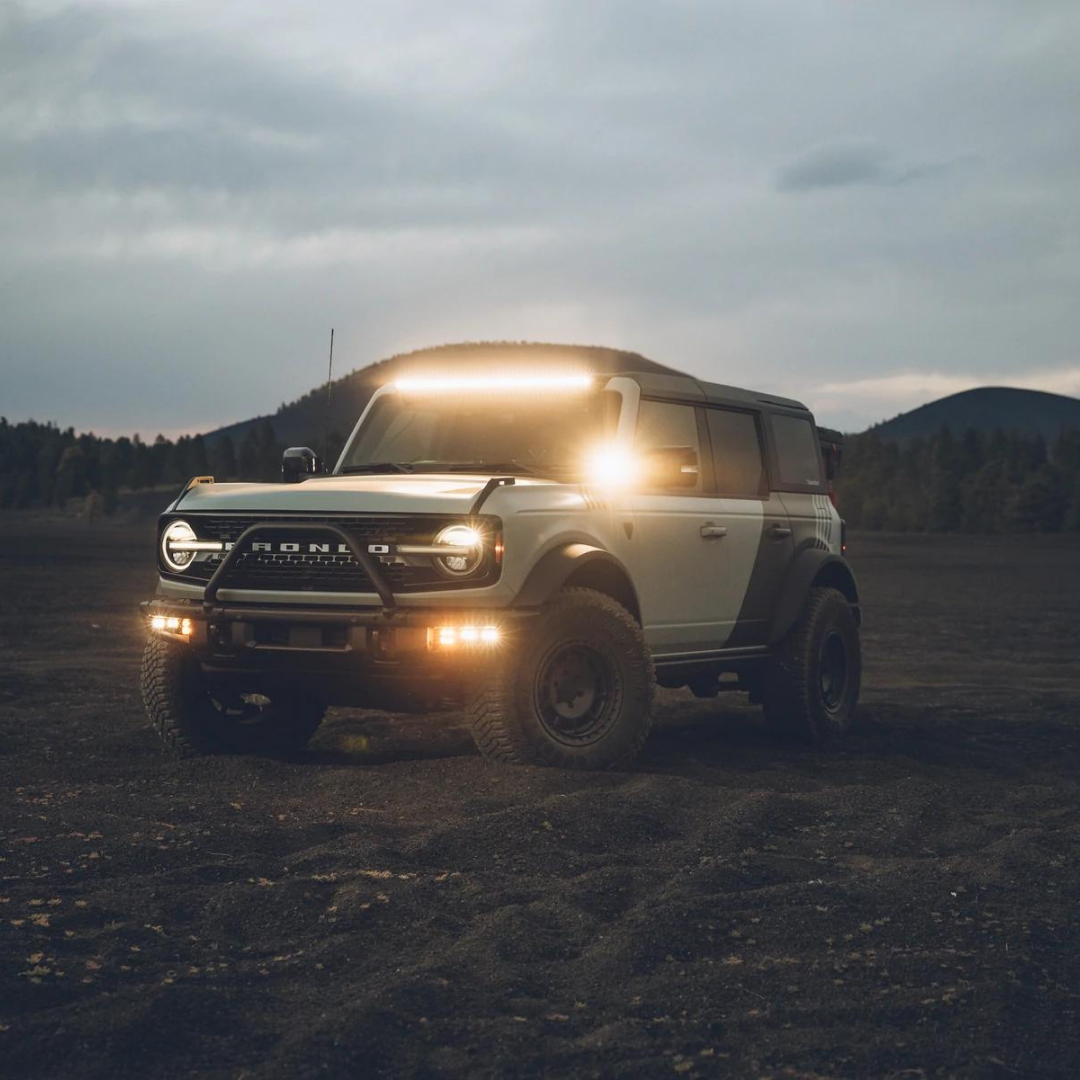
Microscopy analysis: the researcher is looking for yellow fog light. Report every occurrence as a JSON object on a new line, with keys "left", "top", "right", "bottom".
{"left": 427, "top": 625, "right": 501, "bottom": 650}
{"left": 150, "top": 615, "right": 192, "bottom": 637}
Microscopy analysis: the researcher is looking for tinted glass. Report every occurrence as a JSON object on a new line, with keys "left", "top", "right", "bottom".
{"left": 706, "top": 408, "right": 764, "bottom": 497}
{"left": 771, "top": 414, "right": 823, "bottom": 489}
{"left": 634, "top": 399, "right": 701, "bottom": 491}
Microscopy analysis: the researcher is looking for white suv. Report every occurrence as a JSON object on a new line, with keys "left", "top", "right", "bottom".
{"left": 142, "top": 363, "right": 861, "bottom": 768}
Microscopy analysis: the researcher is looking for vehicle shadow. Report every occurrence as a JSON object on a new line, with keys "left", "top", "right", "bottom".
{"left": 642, "top": 693, "right": 1080, "bottom": 780}
{"left": 307, "top": 705, "right": 477, "bottom": 765}
{"left": 297, "top": 690, "right": 1080, "bottom": 780}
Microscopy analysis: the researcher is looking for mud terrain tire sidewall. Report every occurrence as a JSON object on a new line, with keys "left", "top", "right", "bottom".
{"left": 467, "top": 588, "right": 654, "bottom": 770}
{"left": 141, "top": 636, "right": 325, "bottom": 758}
{"left": 762, "top": 586, "right": 861, "bottom": 745}
{"left": 142, "top": 636, "right": 223, "bottom": 758}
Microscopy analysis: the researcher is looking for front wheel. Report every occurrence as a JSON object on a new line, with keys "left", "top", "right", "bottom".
{"left": 141, "top": 636, "right": 325, "bottom": 758}
{"left": 762, "top": 586, "right": 861, "bottom": 745}
{"left": 466, "top": 588, "right": 654, "bottom": 770}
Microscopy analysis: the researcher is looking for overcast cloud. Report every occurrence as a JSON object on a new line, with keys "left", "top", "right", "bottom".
{"left": 1, "top": 0, "right": 1078, "bottom": 435}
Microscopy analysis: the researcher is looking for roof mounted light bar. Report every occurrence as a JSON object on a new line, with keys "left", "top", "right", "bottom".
{"left": 393, "top": 373, "right": 593, "bottom": 394}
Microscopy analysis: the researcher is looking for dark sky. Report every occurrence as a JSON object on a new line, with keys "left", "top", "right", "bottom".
{"left": 2, "top": 1, "right": 1078, "bottom": 436}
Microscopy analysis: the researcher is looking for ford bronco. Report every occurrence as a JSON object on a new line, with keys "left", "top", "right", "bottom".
{"left": 141, "top": 362, "right": 860, "bottom": 769}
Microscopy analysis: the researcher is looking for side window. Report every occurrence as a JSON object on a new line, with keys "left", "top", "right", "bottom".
{"left": 634, "top": 399, "right": 702, "bottom": 492}
{"left": 706, "top": 408, "right": 765, "bottom": 497}
{"left": 770, "top": 414, "right": 824, "bottom": 490}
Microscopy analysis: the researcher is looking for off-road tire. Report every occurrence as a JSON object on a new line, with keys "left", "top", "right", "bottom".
{"left": 762, "top": 586, "right": 861, "bottom": 745}
{"left": 466, "top": 588, "right": 654, "bottom": 770}
{"left": 141, "top": 636, "right": 325, "bottom": 758}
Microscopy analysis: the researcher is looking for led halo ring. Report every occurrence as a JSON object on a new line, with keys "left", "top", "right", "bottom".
{"left": 161, "top": 519, "right": 198, "bottom": 573}
{"left": 433, "top": 524, "right": 484, "bottom": 577}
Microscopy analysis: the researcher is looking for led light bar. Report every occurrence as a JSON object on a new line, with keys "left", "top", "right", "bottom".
{"left": 150, "top": 615, "right": 192, "bottom": 636}
{"left": 167, "top": 540, "right": 225, "bottom": 552}
{"left": 427, "top": 625, "right": 501, "bottom": 649}
{"left": 394, "top": 374, "right": 592, "bottom": 394}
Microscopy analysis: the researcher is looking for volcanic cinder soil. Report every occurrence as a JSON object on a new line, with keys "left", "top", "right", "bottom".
{"left": 1, "top": 519, "right": 1078, "bottom": 1080}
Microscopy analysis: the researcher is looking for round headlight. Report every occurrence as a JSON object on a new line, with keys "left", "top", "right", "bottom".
{"left": 161, "top": 520, "right": 198, "bottom": 573}
{"left": 433, "top": 524, "right": 484, "bottom": 577}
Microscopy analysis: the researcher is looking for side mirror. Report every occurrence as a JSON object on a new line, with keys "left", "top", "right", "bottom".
{"left": 282, "top": 446, "right": 323, "bottom": 483}
{"left": 641, "top": 445, "right": 699, "bottom": 489}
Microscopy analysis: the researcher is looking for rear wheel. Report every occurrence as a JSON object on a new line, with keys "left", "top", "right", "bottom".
{"left": 466, "top": 588, "right": 654, "bottom": 769}
{"left": 762, "top": 586, "right": 861, "bottom": 744}
{"left": 141, "top": 636, "right": 325, "bottom": 758}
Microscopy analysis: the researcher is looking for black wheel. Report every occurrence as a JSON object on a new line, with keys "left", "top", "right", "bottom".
{"left": 466, "top": 588, "right": 654, "bottom": 769}
{"left": 140, "top": 636, "right": 325, "bottom": 758}
{"left": 762, "top": 586, "right": 861, "bottom": 745}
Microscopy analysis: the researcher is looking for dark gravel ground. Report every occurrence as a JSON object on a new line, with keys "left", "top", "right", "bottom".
{"left": 1, "top": 519, "right": 1078, "bottom": 1080}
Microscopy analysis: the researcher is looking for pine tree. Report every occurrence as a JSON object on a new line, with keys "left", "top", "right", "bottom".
{"left": 190, "top": 434, "right": 210, "bottom": 475}
{"left": 256, "top": 420, "right": 280, "bottom": 481}
{"left": 211, "top": 434, "right": 237, "bottom": 479}
{"left": 54, "top": 444, "right": 86, "bottom": 506}
{"left": 962, "top": 461, "right": 1011, "bottom": 533}
{"left": 238, "top": 428, "right": 261, "bottom": 480}
{"left": 1014, "top": 466, "right": 1066, "bottom": 533}
{"left": 1064, "top": 474, "right": 1080, "bottom": 532}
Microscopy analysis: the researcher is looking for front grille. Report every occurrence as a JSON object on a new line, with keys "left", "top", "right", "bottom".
{"left": 169, "top": 513, "right": 497, "bottom": 594}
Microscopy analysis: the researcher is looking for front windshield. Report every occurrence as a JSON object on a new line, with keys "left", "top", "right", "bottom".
{"left": 339, "top": 388, "right": 621, "bottom": 478}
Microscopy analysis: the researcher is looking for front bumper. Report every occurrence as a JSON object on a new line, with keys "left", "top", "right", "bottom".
{"left": 140, "top": 597, "right": 535, "bottom": 675}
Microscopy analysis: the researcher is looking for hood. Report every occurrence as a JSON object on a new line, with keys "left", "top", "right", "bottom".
{"left": 174, "top": 473, "right": 554, "bottom": 515}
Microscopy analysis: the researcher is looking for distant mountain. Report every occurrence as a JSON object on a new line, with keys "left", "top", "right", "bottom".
{"left": 202, "top": 341, "right": 681, "bottom": 450}
{"left": 868, "top": 387, "right": 1080, "bottom": 443}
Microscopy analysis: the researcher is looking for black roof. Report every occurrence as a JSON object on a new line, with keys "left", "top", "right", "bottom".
{"left": 621, "top": 371, "right": 809, "bottom": 413}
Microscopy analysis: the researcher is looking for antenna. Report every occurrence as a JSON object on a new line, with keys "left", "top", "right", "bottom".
{"left": 323, "top": 327, "right": 334, "bottom": 465}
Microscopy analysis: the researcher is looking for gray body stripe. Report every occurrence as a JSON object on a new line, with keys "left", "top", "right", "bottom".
{"left": 726, "top": 498, "right": 791, "bottom": 648}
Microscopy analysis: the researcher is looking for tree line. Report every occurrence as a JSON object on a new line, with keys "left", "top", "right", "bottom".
{"left": 0, "top": 417, "right": 346, "bottom": 513}
{"left": 835, "top": 425, "right": 1080, "bottom": 533}
{"left": 3, "top": 413, "right": 1080, "bottom": 532}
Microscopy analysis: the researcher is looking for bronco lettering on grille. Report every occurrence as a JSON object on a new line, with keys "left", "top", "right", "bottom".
{"left": 224, "top": 541, "right": 369, "bottom": 554}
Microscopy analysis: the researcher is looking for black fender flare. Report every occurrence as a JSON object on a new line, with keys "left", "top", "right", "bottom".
{"left": 769, "top": 550, "right": 860, "bottom": 645}
{"left": 513, "top": 543, "right": 641, "bottom": 621}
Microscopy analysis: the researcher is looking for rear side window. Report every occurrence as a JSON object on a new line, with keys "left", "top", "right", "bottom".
{"left": 705, "top": 408, "right": 765, "bottom": 497}
{"left": 770, "top": 414, "right": 824, "bottom": 490}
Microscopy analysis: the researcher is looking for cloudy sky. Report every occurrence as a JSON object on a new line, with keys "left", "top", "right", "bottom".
{"left": 2, "top": 0, "right": 1078, "bottom": 436}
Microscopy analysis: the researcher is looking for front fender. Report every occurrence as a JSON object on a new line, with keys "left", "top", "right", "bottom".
{"left": 513, "top": 543, "right": 640, "bottom": 619}
{"left": 769, "top": 550, "right": 860, "bottom": 644}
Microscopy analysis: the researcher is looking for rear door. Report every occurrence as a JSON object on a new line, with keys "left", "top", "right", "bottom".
{"left": 701, "top": 405, "right": 793, "bottom": 647}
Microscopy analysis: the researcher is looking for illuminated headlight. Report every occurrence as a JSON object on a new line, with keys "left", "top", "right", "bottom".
{"left": 161, "top": 520, "right": 197, "bottom": 573}
{"left": 433, "top": 524, "right": 484, "bottom": 577}
{"left": 150, "top": 615, "right": 192, "bottom": 637}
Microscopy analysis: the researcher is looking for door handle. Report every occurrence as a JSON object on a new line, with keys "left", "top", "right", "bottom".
{"left": 769, "top": 524, "right": 793, "bottom": 539}
{"left": 700, "top": 524, "right": 728, "bottom": 539}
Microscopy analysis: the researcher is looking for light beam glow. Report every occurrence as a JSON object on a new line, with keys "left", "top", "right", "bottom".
{"left": 427, "top": 625, "right": 502, "bottom": 650}
{"left": 583, "top": 443, "right": 639, "bottom": 490}
{"left": 394, "top": 373, "right": 592, "bottom": 394}
{"left": 150, "top": 615, "right": 192, "bottom": 636}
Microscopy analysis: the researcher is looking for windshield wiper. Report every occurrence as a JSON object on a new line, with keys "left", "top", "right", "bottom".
{"left": 339, "top": 462, "right": 415, "bottom": 474}
{"left": 411, "top": 461, "right": 552, "bottom": 477}
{"left": 341, "top": 460, "right": 563, "bottom": 478}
